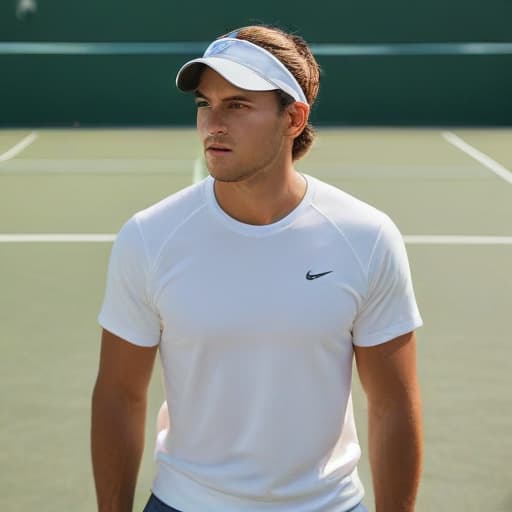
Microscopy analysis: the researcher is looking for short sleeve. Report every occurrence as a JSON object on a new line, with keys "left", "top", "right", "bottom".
{"left": 98, "top": 216, "right": 161, "bottom": 347}
{"left": 352, "top": 215, "right": 423, "bottom": 347}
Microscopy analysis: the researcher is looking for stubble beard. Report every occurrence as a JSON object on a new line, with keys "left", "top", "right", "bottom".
{"left": 209, "top": 166, "right": 261, "bottom": 183}
{"left": 205, "top": 148, "right": 281, "bottom": 184}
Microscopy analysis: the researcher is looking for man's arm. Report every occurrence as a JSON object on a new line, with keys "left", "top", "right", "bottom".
{"left": 91, "top": 329, "right": 158, "bottom": 512}
{"left": 354, "top": 331, "right": 423, "bottom": 512}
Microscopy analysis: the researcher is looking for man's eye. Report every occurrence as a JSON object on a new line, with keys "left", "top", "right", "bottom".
{"left": 195, "top": 100, "right": 209, "bottom": 108}
{"left": 230, "top": 103, "right": 246, "bottom": 110}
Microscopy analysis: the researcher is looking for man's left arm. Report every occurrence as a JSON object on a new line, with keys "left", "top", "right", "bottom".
{"left": 354, "top": 331, "right": 423, "bottom": 512}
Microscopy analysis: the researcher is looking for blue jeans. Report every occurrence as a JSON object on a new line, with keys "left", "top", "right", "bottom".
{"left": 143, "top": 493, "right": 368, "bottom": 511}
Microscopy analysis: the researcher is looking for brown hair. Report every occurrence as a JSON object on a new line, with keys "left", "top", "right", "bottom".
{"left": 219, "top": 25, "right": 320, "bottom": 161}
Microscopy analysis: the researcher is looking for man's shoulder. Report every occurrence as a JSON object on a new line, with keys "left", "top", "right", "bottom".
{"left": 309, "top": 175, "right": 391, "bottom": 233}
{"left": 136, "top": 179, "right": 207, "bottom": 224}
{"left": 308, "top": 175, "right": 404, "bottom": 268}
{"left": 120, "top": 179, "right": 208, "bottom": 255}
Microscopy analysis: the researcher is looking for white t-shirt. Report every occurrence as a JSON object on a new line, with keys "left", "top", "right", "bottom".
{"left": 98, "top": 174, "right": 422, "bottom": 512}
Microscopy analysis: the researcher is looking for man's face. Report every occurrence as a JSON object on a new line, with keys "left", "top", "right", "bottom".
{"left": 195, "top": 67, "right": 289, "bottom": 183}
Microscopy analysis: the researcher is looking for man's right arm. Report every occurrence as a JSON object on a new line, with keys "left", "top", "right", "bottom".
{"left": 91, "top": 329, "right": 158, "bottom": 512}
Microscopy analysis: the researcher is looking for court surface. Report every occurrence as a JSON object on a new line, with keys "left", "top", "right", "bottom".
{"left": 1, "top": 127, "right": 511, "bottom": 511}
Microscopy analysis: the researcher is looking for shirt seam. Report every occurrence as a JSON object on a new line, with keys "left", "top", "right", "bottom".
{"left": 150, "top": 202, "right": 208, "bottom": 277}
{"left": 133, "top": 215, "right": 154, "bottom": 308}
{"left": 365, "top": 221, "right": 385, "bottom": 294}
{"left": 309, "top": 202, "right": 368, "bottom": 278}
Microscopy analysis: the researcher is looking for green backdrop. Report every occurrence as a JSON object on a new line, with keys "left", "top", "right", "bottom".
{"left": 1, "top": 0, "right": 511, "bottom": 126}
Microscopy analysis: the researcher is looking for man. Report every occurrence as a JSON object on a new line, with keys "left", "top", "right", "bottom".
{"left": 92, "top": 25, "right": 423, "bottom": 512}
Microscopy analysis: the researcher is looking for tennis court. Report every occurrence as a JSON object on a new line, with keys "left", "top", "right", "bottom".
{"left": 1, "top": 127, "right": 511, "bottom": 511}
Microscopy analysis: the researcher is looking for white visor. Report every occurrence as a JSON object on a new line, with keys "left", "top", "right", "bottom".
{"left": 176, "top": 37, "right": 308, "bottom": 104}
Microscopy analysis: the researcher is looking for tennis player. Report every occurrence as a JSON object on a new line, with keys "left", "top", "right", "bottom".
{"left": 91, "top": 25, "right": 423, "bottom": 512}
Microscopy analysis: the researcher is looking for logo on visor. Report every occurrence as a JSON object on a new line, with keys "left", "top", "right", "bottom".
{"left": 206, "top": 40, "right": 234, "bottom": 56}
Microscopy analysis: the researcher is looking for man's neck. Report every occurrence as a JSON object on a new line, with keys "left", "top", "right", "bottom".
{"left": 213, "top": 169, "right": 307, "bottom": 226}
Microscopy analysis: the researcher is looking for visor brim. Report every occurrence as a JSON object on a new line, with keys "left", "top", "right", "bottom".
{"left": 176, "top": 57, "right": 278, "bottom": 93}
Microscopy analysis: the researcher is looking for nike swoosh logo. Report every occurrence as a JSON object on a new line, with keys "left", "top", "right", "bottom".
{"left": 306, "top": 270, "right": 333, "bottom": 280}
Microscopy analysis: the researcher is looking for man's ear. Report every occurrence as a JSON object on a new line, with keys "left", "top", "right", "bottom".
{"left": 285, "top": 102, "right": 310, "bottom": 138}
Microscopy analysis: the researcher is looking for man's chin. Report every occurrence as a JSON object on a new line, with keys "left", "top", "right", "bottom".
{"left": 207, "top": 167, "right": 248, "bottom": 183}
{"left": 212, "top": 176, "right": 244, "bottom": 183}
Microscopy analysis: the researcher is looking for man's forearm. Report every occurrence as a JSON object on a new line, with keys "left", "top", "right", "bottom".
{"left": 368, "top": 400, "right": 423, "bottom": 512}
{"left": 91, "top": 383, "right": 147, "bottom": 512}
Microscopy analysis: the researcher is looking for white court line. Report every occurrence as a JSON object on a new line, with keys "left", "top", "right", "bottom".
{"left": 441, "top": 131, "right": 512, "bottom": 185}
{"left": 0, "top": 234, "right": 116, "bottom": 243}
{"left": 0, "top": 132, "right": 39, "bottom": 162}
{"left": 403, "top": 235, "right": 512, "bottom": 245}
{"left": 1, "top": 234, "right": 512, "bottom": 244}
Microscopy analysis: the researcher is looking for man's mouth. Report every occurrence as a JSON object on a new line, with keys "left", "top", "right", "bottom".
{"left": 207, "top": 145, "right": 232, "bottom": 154}
{"left": 206, "top": 144, "right": 232, "bottom": 155}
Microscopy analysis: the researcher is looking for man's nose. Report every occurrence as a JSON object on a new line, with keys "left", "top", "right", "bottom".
{"left": 206, "top": 108, "right": 228, "bottom": 135}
